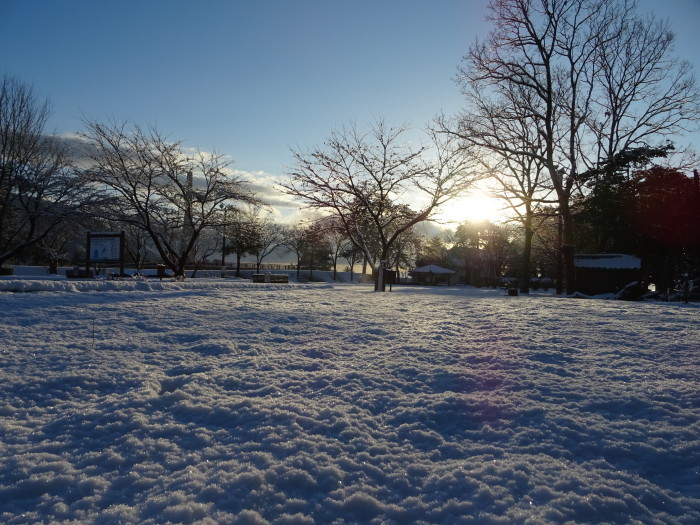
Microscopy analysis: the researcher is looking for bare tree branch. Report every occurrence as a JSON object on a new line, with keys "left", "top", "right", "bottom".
{"left": 79, "top": 119, "right": 262, "bottom": 278}
{"left": 279, "top": 119, "right": 479, "bottom": 289}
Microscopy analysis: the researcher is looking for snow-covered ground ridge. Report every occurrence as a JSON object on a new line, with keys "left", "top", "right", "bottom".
{"left": 0, "top": 279, "right": 698, "bottom": 524}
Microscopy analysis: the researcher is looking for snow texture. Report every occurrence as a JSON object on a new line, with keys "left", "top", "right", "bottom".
{"left": 0, "top": 279, "right": 698, "bottom": 524}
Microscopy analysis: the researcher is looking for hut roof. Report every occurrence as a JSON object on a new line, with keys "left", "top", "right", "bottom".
{"left": 409, "top": 265, "right": 456, "bottom": 274}
{"left": 574, "top": 254, "right": 641, "bottom": 270}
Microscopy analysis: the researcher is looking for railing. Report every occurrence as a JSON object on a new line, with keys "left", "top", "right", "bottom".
{"left": 136, "top": 262, "right": 297, "bottom": 271}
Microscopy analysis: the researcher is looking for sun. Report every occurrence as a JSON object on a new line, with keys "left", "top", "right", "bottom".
{"left": 436, "top": 192, "right": 506, "bottom": 224}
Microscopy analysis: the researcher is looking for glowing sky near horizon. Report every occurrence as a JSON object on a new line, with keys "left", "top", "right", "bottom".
{"left": 2, "top": 0, "right": 698, "bottom": 223}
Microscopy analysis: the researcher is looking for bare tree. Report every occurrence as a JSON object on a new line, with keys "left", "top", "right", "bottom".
{"left": 386, "top": 223, "right": 421, "bottom": 279}
{"left": 79, "top": 120, "right": 261, "bottom": 278}
{"left": 221, "top": 206, "right": 259, "bottom": 276}
{"left": 283, "top": 223, "right": 308, "bottom": 281}
{"left": 0, "top": 76, "right": 95, "bottom": 267}
{"left": 281, "top": 119, "right": 478, "bottom": 290}
{"left": 315, "top": 215, "right": 351, "bottom": 281}
{"left": 592, "top": 13, "right": 700, "bottom": 162}
{"left": 439, "top": 82, "right": 554, "bottom": 292}
{"left": 460, "top": 0, "right": 700, "bottom": 293}
{"left": 37, "top": 218, "right": 83, "bottom": 273}
{"left": 189, "top": 227, "right": 220, "bottom": 277}
{"left": 340, "top": 241, "right": 364, "bottom": 282}
{"left": 250, "top": 212, "right": 286, "bottom": 274}
{"left": 121, "top": 222, "right": 155, "bottom": 270}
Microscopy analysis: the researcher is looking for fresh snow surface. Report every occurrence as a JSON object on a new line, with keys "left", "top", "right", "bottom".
{"left": 0, "top": 279, "right": 698, "bottom": 524}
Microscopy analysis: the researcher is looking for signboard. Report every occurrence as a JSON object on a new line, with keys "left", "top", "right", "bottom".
{"left": 89, "top": 235, "right": 121, "bottom": 262}
{"left": 86, "top": 232, "right": 125, "bottom": 276}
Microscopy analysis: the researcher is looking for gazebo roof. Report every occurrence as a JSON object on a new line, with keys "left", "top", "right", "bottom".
{"left": 409, "top": 264, "right": 455, "bottom": 274}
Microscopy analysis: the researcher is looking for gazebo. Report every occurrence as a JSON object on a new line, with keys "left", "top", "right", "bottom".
{"left": 409, "top": 265, "right": 456, "bottom": 286}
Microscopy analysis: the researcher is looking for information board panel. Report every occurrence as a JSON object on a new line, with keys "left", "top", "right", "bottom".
{"left": 86, "top": 232, "right": 125, "bottom": 276}
{"left": 89, "top": 235, "right": 121, "bottom": 262}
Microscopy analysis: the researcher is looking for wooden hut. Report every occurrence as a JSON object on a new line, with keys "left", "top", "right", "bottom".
{"left": 574, "top": 254, "right": 642, "bottom": 295}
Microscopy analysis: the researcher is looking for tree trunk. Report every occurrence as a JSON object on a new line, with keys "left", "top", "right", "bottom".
{"left": 520, "top": 215, "right": 534, "bottom": 294}
{"left": 560, "top": 202, "right": 576, "bottom": 295}
{"left": 556, "top": 213, "right": 564, "bottom": 295}
{"left": 174, "top": 255, "right": 187, "bottom": 280}
{"left": 374, "top": 249, "right": 390, "bottom": 292}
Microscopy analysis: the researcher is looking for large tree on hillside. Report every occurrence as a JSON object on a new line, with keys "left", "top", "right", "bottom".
{"left": 0, "top": 76, "right": 95, "bottom": 267}
{"left": 280, "top": 120, "right": 478, "bottom": 290}
{"left": 459, "top": 0, "right": 700, "bottom": 294}
{"left": 80, "top": 120, "right": 261, "bottom": 278}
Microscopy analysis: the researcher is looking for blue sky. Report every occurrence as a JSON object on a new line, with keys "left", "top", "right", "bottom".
{"left": 1, "top": 1, "right": 483, "bottom": 175}
{"left": 2, "top": 0, "right": 699, "bottom": 216}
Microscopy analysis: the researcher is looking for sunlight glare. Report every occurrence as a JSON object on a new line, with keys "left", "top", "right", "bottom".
{"left": 437, "top": 192, "right": 505, "bottom": 224}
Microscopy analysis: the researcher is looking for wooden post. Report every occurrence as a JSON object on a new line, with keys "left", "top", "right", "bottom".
{"left": 119, "top": 231, "right": 125, "bottom": 277}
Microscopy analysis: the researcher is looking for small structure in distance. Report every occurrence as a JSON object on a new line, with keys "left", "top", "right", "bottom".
{"left": 574, "top": 254, "right": 642, "bottom": 296}
{"left": 409, "top": 265, "right": 456, "bottom": 286}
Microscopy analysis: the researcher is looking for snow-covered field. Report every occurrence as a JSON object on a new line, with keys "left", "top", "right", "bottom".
{"left": 1, "top": 278, "right": 698, "bottom": 524}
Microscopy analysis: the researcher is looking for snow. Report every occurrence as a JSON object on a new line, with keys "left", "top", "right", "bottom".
{"left": 1, "top": 278, "right": 698, "bottom": 524}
